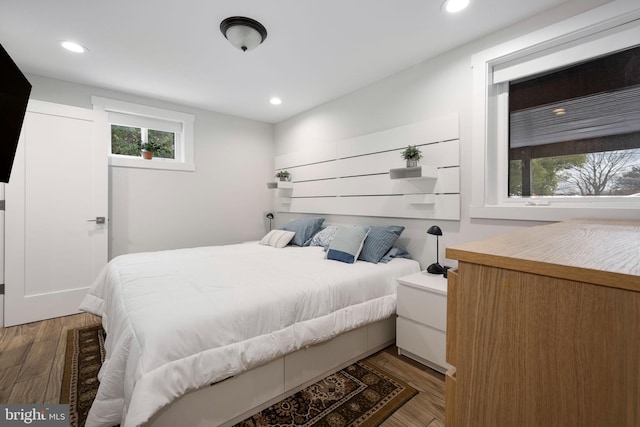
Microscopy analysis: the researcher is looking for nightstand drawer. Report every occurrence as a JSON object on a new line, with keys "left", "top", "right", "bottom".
{"left": 397, "top": 283, "right": 447, "bottom": 331}
{"left": 397, "top": 317, "right": 448, "bottom": 369}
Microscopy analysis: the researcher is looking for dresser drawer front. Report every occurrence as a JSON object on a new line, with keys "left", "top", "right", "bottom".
{"left": 397, "top": 317, "right": 449, "bottom": 369}
{"left": 397, "top": 284, "right": 447, "bottom": 331}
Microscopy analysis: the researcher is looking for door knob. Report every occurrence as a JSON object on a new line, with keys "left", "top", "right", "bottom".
{"left": 87, "top": 217, "right": 106, "bottom": 224}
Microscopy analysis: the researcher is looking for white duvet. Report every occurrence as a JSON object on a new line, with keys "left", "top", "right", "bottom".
{"left": 80, "top": 242, "right": 420, "bottom": 427}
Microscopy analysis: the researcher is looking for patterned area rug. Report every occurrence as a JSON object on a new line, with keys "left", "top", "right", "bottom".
{"left": 60, "top": 325, "right": 417, "bottom": 427}
{"left": 60, "top": 324, "right": 105, "bottom": 427}
{"left": 234, "top": 360, "right": 417, "bottom": 427}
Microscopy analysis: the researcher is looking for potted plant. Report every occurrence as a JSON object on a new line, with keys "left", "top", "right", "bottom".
{"left": 401, "top": 145, "right": 423, "bottom": 167}
{"left": 141, "top": 141, "right": 161, "bottom": 160}
{"left": 275, "top": 170, "right": 291, "bottom": 182}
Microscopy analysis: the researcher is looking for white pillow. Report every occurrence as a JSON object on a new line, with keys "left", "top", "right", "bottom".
{"left": 259, "top": 230, "right": 295, "bottom": 248}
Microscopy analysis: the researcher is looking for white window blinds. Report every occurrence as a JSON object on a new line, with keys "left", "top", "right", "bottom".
{"left": 493, "top": 20, "right": 640, "bottom": 84}
{"left": 108, "top": 111, "right": 182, "bottom": 134}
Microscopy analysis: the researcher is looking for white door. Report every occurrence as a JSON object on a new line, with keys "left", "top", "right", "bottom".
{"left": 4, "top": 100, "right": 108, "bottom": 326}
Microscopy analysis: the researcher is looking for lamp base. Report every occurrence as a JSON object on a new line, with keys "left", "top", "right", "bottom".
{"left": 426, "top": 263, "right": 447, "bottom": 275}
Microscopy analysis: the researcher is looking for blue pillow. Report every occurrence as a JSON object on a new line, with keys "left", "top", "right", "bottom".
{"left": 379, "top": 246, "right": 412, "bottom": 263}
{"left": 326, "top": 227, "right": 369, "bottom": 264}
{"left": 281, "top": 217, "right": 325, "bottom": 246}
{"left": 358, "top": 226, "right": 405, "bottom": 263}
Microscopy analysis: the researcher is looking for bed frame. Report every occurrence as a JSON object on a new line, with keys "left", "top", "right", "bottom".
{"left": 147, "top": 316, "right": 396, "bottom": 427}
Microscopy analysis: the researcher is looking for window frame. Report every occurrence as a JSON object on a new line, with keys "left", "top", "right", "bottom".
{"left": 92, "top": 97, "right": 195, "bottom": 172}
{"left": 470, "top": 1, "right": 640, "bottom": 221}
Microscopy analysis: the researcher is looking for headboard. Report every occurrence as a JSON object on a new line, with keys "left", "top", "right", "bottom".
{"left": 273, "top": 113, "right": 460, "bottom": 220}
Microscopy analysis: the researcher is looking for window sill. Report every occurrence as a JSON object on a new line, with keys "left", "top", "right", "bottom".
{"left": 109, "top": 156, "right": 195, "bottom": 172}
{"left": 470, "top": 204, "right": 640, "bottom": 222}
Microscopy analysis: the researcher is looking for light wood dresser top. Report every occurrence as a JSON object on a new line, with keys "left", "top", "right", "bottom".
{"left": 446, "top": 219, "right": 640, "bottom": 292}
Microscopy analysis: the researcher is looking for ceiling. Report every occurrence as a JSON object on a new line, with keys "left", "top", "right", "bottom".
{"left": 0, "top": 0, "right": 576, "bottom": 123}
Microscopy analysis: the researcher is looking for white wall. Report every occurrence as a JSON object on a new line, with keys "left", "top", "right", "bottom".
{"left": 274, "top": 0, "right": 611, "bottom": 269}
{"left": 26, "top": 75, "right": 275, "bottom": 259}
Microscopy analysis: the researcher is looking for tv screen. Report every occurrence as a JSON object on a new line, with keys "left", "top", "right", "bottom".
{"left": 0, "top": 43, "right": 31, "bottom": 183}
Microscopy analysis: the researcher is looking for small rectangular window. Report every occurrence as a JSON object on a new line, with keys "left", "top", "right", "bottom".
{"left": 93, "top": 96, "right": 195, "bottom": 172}
{"left": 508, "top": 45, "right": 640, "bottom": 198}
{"left": 109, "top": 124, "right": 177, "bottom": 160}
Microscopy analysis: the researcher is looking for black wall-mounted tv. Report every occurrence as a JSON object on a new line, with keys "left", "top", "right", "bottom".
{"left": 0, "top": 43, "right": 31, "bottom": 183}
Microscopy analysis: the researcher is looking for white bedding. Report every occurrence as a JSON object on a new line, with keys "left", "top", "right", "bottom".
{"left": 80, "top": 242, "right": 420, "bottom": 427}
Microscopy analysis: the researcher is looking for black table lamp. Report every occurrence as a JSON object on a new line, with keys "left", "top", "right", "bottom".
{"left": 266, "top": 213, "right": 274, "bottom": 231}
{"left": 426, "top": 225, "right": 447, "bottom": 275}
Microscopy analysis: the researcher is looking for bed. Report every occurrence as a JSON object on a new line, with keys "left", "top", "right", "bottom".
{"left": 80, "top": 225, "right": 420, "bottom": 427}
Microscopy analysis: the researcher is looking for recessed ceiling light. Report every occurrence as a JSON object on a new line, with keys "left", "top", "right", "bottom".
{"left": 60, "top": 41, "right": 87, "bottom": 53}
{"left": 442, "top": 0, "right": 470, "bottom": 13}
{"left": 269, "top": 97, "right": 282, "bottom": 105}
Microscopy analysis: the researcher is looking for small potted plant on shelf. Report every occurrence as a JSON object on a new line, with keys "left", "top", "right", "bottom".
{"left": 275, "top": 170, "right": 291, "bottom": 182}
{"left": 401, "top": 145, "right": 423, "bottom": 168}
{"left": 141, "top": 141, "right": 161, "bottom": 160}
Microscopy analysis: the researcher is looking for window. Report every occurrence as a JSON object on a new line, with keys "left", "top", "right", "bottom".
{"left": 108, "top": 111, "right": 180, "bottom": 160}
{"left": 470, "top": 2, "right": 640, "bottom": 221}
{"left": 111, "top": 125, "right": 176, "bottom": 159}
{"left": 92, "top": 97, "right": 195, "bottom": 171}
{"left": 508, "top": 46, "right": 640, "bottom": 198}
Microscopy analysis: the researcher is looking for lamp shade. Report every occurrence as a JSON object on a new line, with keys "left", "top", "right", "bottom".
{"left": 427, "top": 225, "right": 443, "bottom": 236}
{"left": 220, "top": 17, "right": 267, "bottom": 52}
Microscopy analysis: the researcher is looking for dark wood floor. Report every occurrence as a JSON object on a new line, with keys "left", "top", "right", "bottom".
{"left": 0, "top": 313, "right": 445, "bottom": 426}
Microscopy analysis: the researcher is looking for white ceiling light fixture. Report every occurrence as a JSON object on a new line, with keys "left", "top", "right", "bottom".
{"left": 60, "top": 41, "right": 87, "bottom": 53}
{"left": 269, "top": 97, "right": 282, "bottom": 105}
{"left": 442, "top": 0, "right": 470, "bottom": 13}
{"left": 220, "top": 16, "right": 267, "bottom": 52}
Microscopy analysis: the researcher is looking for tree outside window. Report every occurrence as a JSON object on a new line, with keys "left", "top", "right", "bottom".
{"left": 111, "top": 124, "right": 175, "bottom": 160}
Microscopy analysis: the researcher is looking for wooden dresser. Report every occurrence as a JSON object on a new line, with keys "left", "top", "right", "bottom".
{"left": 444, "top": 219, "right": 640, "bottom": 427}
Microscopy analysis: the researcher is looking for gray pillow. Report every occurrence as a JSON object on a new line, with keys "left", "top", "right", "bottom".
{"left": 280, "top": 217, "right": 325, "bottom": 246}
{"left": 326, "top": 226, "right": 369, "bottom": 264}
{"left": 379, "top": 246, "right": 412, "bottom": 263}
{"left": 358, "top": 226, "right": 405, "bottom": 263}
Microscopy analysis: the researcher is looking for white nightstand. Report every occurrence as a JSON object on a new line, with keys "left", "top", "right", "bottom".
{"left": 396, "top": 271, "right": 451, "bottom": 374}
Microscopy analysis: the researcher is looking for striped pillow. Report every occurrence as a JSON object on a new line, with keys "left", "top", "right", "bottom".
{"left": 259, "top": 230, "right": 295, "bottom": 248}
{"left": 326, "top": 227, "right": 369, "bottom": 264}
{"left": 358, "top": 226, "right": 405, "bottom": 263}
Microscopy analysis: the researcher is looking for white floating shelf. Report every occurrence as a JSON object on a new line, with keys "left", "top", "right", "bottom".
{"left": 389, "top": 166, "right": 437, "bottom": 180}
{"left": 403, "top": 194, "right": 436, "bottom": 204}
{"left": 267, "top": 181, "right": 294, "bottom": 190}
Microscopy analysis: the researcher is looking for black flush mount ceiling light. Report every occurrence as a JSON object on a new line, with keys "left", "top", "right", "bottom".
{"left": 220, "top": 16, "right": 267, "bottom": 52}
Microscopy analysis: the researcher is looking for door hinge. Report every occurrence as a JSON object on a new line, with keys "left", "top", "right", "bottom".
{"left": 0, "top": 200, "right": 4, "bottom": 210}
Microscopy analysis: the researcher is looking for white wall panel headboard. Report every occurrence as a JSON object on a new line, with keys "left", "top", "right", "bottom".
{"left": 273, "top": 114, "right": 460, "bottom": 220}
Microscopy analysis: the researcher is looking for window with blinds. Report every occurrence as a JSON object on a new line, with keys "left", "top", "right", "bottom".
{"left": 508, "top": 45, "right": 640, "bottom": 197}
{"left": 109, "top": 110, "right": 182, "bottom": 160}
{"left": 92, "top": 96, "right": 195, "bottom": 172}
